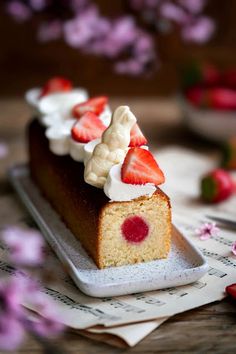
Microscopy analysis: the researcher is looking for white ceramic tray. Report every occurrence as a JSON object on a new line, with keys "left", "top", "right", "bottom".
{"left": 9, "top": 164, "right": 208, "bottom": 297}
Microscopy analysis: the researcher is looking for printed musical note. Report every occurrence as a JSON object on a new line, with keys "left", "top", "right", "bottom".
{"left": 208, "top": 266, "right": 227, "bottom": 278}
{"left": 44, "top": 288, "right": 120, "bottom": 321}
{"left": 102, "top": 298, "right": 145, "bottom": 313}
{"left": 161, "top": 287, "right": 188, "bottom": 298}
{"left": 62, "top": 276, "right": 75, "bottom": 287}
{"left": 200, "top": 248, "right": 236, "bottom": 269}
{"left": 134, "top": 293, "right": 166, "bottom": 306}
{"left": 212, "top": 235, "right": 233, "bottom": 247}
{"left": 191, "top": 281, "right": 207, "bottom": 289}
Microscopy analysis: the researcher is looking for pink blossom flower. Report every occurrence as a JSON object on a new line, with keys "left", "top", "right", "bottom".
{"left": 160, "top": 2, "right": 189, "bottom": 24}
{"left": 64, "top": 6, "right": 107, "bottom": 48}
{"left": 130, "top": 0, "right": 160, "bottom": 11}
{"left": 6, "top": 1, "right": 32, "bottom": 22}
{"left": 231, "top": 241, "right": 236, "bottom": 256}
{"left": 178, "top": 0, "right": 207, "bottom": 14}
{"left": 26, "top": 290, "right": 58, "bottom": 316}
{"left": 0, "top": 314, "right": 25, "bottom": 351}
{"left": 1, "top": 227, "right": 45, "bottom": 266}
{"left": 30, "top": 315, "right": 65, "bottom": 338}
{"left": 37, "top": 21, "right": 62, "bottom": 42}
{"left": 29, "top": 0, "right": 47, "bottom": 11}
{"left": 0, "top": 277, "right": 26, "bottom": 315}
{"left": 70, "top": 0, "right": 90, "bottom": 13}
{"left": 115, "top": 59, "right": 144, "bottom": 76}
{"left": 100, "top": 17, "right": 137, "bottom": 58}
{"left": 195, "top": 222, "right": 220, "bottom": 240}
{"left": 23, "top": 289, "right": 65, "bottom": 337}
{"left": 5, "top": 0, "right": 215, "bottom": 76}
{"left": 181, "top": 16, "right": 215, "bottom": 43}
{"left": 0, "top": 142, "right": 8, "bottom": 159}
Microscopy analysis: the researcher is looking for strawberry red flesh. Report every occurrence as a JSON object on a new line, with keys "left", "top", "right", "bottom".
{"left": 121, "top": 147, "right": 165, "bottom": 186}
{"left": 40, "top": 77, "right": 72, "bottom": 97}
{"left": 200, "top": 168, "right": 234, "bottom": 203}
{"left": 129, "top": 123, "right": 148, "bottom": 147}
{"left": 72, "top": 96, "right": 108, "bottom": 119}
{"left": 121, "top": 216, "right": 149, "bottom": 243}
{"left": 71, "top": 111, "right": 106, "bottom": 143}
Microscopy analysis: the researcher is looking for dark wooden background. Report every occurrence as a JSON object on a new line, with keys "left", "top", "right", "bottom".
{"left": 0, "top": 0, "right": 236, "bottom": 97}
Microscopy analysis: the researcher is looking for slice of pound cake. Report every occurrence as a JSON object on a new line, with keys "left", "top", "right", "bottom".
{"left": 27, "top": 92, "right": 171, "bottom": 268}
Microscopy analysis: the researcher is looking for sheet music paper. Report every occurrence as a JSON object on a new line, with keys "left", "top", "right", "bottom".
{"left": 0, "top": 147, "right": 236, "bottom": 346}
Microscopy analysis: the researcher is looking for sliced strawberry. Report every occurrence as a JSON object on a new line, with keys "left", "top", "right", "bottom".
{"left": 71, "top": 112, "right": 106, "bottom": 143}
{"left": 129, "top": 124, "right": 147, "bottom": 147}
{"left": 121, "top": 147, "right": 165, "bottom": 185}
{"left": 226, "top": 283, "right": 236, "bottom": 299}
{"left": 40, "top": 77, "right": 72, "bottom": 97}
{"left": 72, "top": 96, "right": 108, "bottom": 118}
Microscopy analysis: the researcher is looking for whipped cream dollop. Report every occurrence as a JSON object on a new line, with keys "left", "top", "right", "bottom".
{"left": 25, "top": 87, "right": 88, "bottom": 109}
{"left": 38, "top": 90, "right": 88, "bottom": 118}
{"left": 25, "top": 88, "right": 41, "bottom": 108}
{"left": 69, "top": 138, "right": 85, "bottom": 162}
{"left": 43, "top": 106, "right": 112, "bottom": 158}
{"left": 41, "top": 104, "right": 111, "bottom": 129}
{"left": 104, "top": 164, "right": 156, "bottom": 201}
{"left": 45, "top": 119, "right": 75, "bottom": 155}
{"left": 40, "top": 112, "right": 69, "bottom": 127}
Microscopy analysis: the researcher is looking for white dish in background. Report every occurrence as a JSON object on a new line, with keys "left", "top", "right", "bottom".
{"left": 181, "top": 96, "right": 236, "bottom": 142}
{"left": 9, "top": 164, "right": 208, "bottom": 298}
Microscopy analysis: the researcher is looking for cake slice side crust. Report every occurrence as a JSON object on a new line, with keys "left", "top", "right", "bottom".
{"left": 98, "top": 190, "right": 171, "bottom": 268}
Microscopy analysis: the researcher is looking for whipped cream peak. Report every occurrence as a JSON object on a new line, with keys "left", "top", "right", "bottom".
{"left": 38, "top": 89, "right": 88, "bottom": 118}
{"left": 104, "top": 164, "right": 156, "bottom": 201}
{"left": 45, "top": 119, "right": 75, "bottom": 155}
{"left": 40, "top": 112, "right": 69, "bottom": 127}
{"left": 84, "top": 105, "right": 137, "bottom": 188}
{"left": 25, "top": 88, "right": 41, "bottom": 108}
{"left": 69, "top": 138, "right": 85, "bottom": 162}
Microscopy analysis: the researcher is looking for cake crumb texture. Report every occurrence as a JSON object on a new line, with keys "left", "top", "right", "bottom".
{"left": 99, "top": 192, "right": 171, "bottom": 268}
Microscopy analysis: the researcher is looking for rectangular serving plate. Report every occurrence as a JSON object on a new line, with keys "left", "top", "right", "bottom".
{"left": 9, "top": 164, "right": 208, "bottom": 298}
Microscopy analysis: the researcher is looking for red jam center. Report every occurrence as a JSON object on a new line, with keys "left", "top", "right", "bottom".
{"left": 121, "top": 216, "right": 149, "bottom": 243}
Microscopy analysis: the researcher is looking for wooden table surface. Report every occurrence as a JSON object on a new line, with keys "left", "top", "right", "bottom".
{"left": 1, "top": 97, "right": 236, "bottom": 354}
